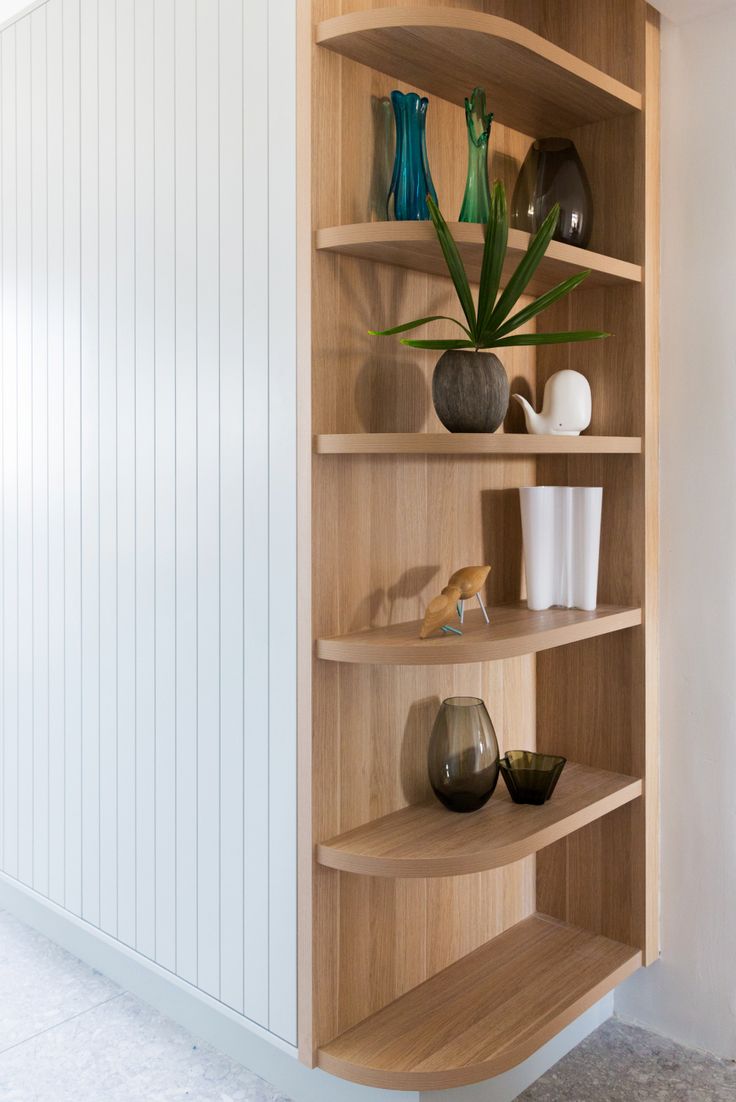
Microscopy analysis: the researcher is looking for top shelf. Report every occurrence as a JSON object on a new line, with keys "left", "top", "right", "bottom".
{"left": 316, "top": 7, "right": 642, "bottom": 136}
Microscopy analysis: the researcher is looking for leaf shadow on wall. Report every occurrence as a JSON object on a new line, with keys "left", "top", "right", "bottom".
{"left": 481, "top": 487, "right": 525, "bottom": 605}
{"left": 400, "top": 695, "right": 442, "bottom": 805}
{"left": 348, "top": 564, "right": 440, "bottom": 632}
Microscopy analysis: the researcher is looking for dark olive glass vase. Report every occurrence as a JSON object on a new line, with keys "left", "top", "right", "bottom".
{"left": 428, "top": 697, "right": 500, "bottom": 813}
{"left": 511, "top": 138, "right": 593, "bottom": 248}
{"left": 499, "top": 750, "right": 566, "bottom": 805}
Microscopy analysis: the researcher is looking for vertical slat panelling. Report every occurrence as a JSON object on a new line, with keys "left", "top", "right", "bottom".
{"left": 2, "top": 24, "right": 19, "bottom": 881}
{"left": 267, "top": 0, "right": 297, "bottom": 1046}
{"left": 195, "top": 0, "right": 221, "bottom": 1001}
{"left": 46, "top": 0, "right": 65, "bottom": 907}
{"left": 242, "top": 0, "right": 270, "bottom": 1028}
{"left": 80, "top": 0, "right": 100, "bottom": 926}
{"left": 62, "top": 0, "right": 82, "bottom": 916}
{"left": 16, "top": 15, "right": 34, "bottom": 888}
{"left": 97, "top": 0, "right": 118, "bottom": 937}
{"left": 174, "top": 0, "right": 198, "bottom": 987}
{"left": 134, "top": 0, "right": 156, "bottom": 961}
{"left": 115, "top": 0, "right": 136, "bottom": 948}
{"left": 153, "top": 0, "right": 177, "bottom": 975}
{"left": 30, "top": 6, "right": 50, "bottom": 898}
{"left": 0, "top": 0, "right": 298, "bottom": 1043}
{"left": 218, "top": 0, "right": 244, "bottom": 1015}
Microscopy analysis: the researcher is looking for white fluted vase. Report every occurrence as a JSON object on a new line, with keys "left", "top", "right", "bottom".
{"left": 519, "top": 486, "right": 603, "bottom": 611}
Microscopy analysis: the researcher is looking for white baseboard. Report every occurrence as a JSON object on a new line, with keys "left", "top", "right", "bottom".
{"left": 0, "top": 874, "right": 611, "bottom": 1102}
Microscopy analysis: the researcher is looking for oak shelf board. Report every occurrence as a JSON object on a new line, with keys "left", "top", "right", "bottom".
{"left": 316, "top": 222, "right": 642, "bottom": 292}
{"left": 316, "top": 603, "right": 642, "bottom": 666}
{"left": 315, "top": 433, "right": 642, "bottom": 456}
{"left": 317, "top": 762, "right": 642, "bottom": 878}
{"left": 318, "top": 913, "right": 642, "bottom": 1090}
{"left": 316, "top": 7, "right": 642, "bottom": 136}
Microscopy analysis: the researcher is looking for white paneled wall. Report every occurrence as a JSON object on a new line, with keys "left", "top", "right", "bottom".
{"left": 0, "top": 0, "right": 297, "bottom": 1045}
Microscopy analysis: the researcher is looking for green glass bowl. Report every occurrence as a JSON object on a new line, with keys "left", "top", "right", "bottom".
{"left": 499, "top": 751, "right": 567, "bottom": 805}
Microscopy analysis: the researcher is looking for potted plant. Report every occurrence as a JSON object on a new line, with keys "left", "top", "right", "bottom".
{"left": 369, "top": 181, "right": 609, "bottom": 433}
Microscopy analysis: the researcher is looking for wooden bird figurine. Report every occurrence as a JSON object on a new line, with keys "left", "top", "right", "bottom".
{"left": 419, "top": 565, "right": 492, "bottom": 638}
{"left": 419, "top": 585, "right": 462, "bottom": 639}
{"left": 448, "top": 565, "right": 491, "bottom": 600}
{"left": 449, "top": 564, "right": 492, "bottom": 624}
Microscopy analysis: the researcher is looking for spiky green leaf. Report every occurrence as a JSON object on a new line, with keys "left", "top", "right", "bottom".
{"left": 399, "top": 338, "right": 476, "bottom": 350}
{"left": 476, "top": 181, "right": 508, "bottom": 339}
{"left": 487, "top": 271, "right": 591, "bottom": 342}
{"left": 369, "top": 315, "right": 471, "bottom": 338}
{"left": 485, "top": 204, "right": 561, "bottom": 333}
{"left": 426, "top": 195, "right": 477, "bottom": 337}
{"left": 482, "top": 330, "right": 610, "bottom": 349}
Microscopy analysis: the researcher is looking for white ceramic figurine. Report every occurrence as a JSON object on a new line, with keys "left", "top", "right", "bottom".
{"left": 512, "top": 369, "right": 592, "bottom": 436}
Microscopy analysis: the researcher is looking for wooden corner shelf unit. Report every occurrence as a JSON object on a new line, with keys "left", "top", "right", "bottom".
{"left": 299, "top": 0, "right": 659, "bottom": 1091}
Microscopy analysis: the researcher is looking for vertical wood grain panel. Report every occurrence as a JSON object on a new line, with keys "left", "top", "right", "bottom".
{"left": 45, "top": 0, "right": 65, "bottom": 907}
{"left": 30, "top": 5, "right": 49, "bottom": 898}
{"left": 218, "top": 0, "right": 244, "bottom": 1016}
{"left": 79, "top": 0, "right": 100, "bottom": 926}
{"left": 153, "top": 0, "right": 177, "bottom": 975}
{"left": 97, "top": 0, "right": 118, "bottom": 938}
{"left": 0, "top": 0, "right": 297, "bottom": 1043}
{"left": 134, "top": 0, "right": 156, "bottom": 961}
{"left": 2, "top": 23, "right": 19, "bottom": 881}
{"left": 241, "top": 0, "right": 270, "bottom": 1029}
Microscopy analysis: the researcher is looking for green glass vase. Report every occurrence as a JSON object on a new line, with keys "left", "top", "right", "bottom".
{"left": 459, "top": 87, "right": 493, "bottom": 223}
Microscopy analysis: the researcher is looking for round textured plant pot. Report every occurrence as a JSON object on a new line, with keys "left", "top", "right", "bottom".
{"left": 432, "top": 349, "right": 510, "bottom": 433}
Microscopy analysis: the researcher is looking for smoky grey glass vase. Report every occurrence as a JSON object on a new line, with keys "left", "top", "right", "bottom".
{"left": 428, "top": 697, "right": 500, "bottom": 813}
{"left": 511, "top": 138, "right": 593, "bottom": 248}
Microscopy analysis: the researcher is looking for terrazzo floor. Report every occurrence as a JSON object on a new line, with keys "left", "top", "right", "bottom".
{"left": 518, "top": 1018, "right": 736, "bottom": 1101}
{"left": 1, "top": 906, "right": 735, "bottom": 1101}
{"left": 0, "top": 908, "right": 289, "bottom": 1101}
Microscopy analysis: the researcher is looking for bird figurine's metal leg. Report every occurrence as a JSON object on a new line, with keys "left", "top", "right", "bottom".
{"left": 457, "top": 601, "right": 465, "bottom": 624}
{"left": 476, "top": 591, "right": 490, "bottom": 624}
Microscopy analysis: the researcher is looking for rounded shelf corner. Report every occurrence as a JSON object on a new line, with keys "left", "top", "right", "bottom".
{"left": 316, "top": 7, "right": 642, "bottom": 135}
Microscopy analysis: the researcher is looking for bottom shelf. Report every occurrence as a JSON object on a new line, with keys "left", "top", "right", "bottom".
{"left": 318, "top": 914, "right": 641, "bottom": 1090}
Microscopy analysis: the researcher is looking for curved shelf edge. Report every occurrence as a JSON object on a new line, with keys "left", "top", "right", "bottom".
{"left": 317, "top": 914, "right": 642, "bottom": 1090}
{"left": 317, "top": 763, "right": 642, "bottom": 877}
{"left": 316, "top": 222, "right": 642, "bottom": 292}
{"left": 316, "top": 7, "right": 641, "bottom": 135}
{"left": 316, "top": 604, "right": 643, "bottom": 666}
{"left": 315, "top": 433, "right": 643, "bottom": 456}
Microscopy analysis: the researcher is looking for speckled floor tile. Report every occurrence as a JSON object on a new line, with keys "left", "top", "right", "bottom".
{"left": 0, "top": 908, "right": 120, "bottom": 1052}
{"left": 518, "top": 1018, "right": 736, "bottom": 1101}
{"left": 0, "top": 990, "right": 292, "bottom": 1102}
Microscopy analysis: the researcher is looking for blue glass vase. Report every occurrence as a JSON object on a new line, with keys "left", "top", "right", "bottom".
{"left": 387, "top": 91, "right": 438, "bottom": 221}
